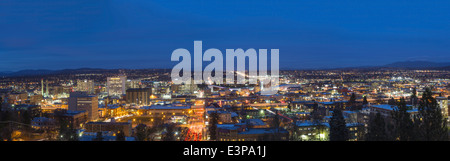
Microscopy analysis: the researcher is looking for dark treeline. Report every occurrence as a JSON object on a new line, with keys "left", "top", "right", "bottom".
{"left": 363, "top": 88, "right": 448, "bottom": 141}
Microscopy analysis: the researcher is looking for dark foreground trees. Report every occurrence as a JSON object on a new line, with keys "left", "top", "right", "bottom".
{"left": 366, "top": 113, "right": 389, "bottom": 141}
{"left": 387, "top": 88, "right": 448, "bottom": 141}
{"left": 161, "top": 123, "right": 177, "bottom": 141}
{"left": 329, "top": 108, "right": 349, "bottom": 141}
{"left": 208, "top": 112, "right": 219, "bottom": 141}
{"left": 413, "top": 88, "right": 448, "bottom": 141}
{"left": 391, "top": 98, "right": 415, "bottom": 141}
{"left": 134, "top": 119, "right": 163, "bottom": 141}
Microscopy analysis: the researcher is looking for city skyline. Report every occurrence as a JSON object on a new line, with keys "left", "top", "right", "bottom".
{"left": 2, "top": 3, "right": 450, "bottom": 160}
{"left": 2, "top": 0, "right": 450, "bottom": 71}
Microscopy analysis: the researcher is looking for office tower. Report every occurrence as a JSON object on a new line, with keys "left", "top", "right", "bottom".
{"left": 126, "top": 88, "right": 151, "bottom": 105}
{"left": 127, "top": 79, "right": 143, "bottom": 89}
{"left": 52, "top": 86, "right": 64, "bottom": 96}
{"left": 77, "top": 79, "right": 95, "bottom": 94}
{"left": 107, "top": 76, "right": 127, "bottom": 96}
{"left": 68, "top": 91, "right": 99, "bottom": 121}
{"left": 180, "top": 78, "right": 198, "bottom": 94}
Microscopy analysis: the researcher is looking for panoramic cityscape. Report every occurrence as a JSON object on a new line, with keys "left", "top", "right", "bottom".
{"left": 0, "top": 66, "right": 449, "bottom": 141}
{"left": 1, "top": 1, "right": 450, "bottom": 143}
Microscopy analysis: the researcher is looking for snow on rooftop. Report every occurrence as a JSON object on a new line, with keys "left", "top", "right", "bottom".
{"left": 238, "top": 128, "right": 288, "bottom": 135}
{"left": 372, "top": 104, "right": 396, "bottom": 111}
{"left": 242, "top": 119, "right": 267, "bottom": 126}
{"left": 296, "top": 121, "right": 329, "bottom": 127}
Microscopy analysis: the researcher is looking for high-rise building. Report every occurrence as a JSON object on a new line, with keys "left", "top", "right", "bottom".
{"left": 126, "top": 88, "right": 151, "bottom": 105}
{"left": 436, "top": 97, "right": 448, "bottom": 120}
{"left": 107, "top": 76, "right": 127, "bottom": 96}
{"left": 52, "top": 85, "right": 64, "bottom": 96}
{"left": 68, "top": 91, "right": 99, "bottom": 121}
{"left": 77, "top": 79, "right": 95, "bottom": 94}
{"left": 182, "top": 78, "right": 198, "bottom": 94}
{"left": 127, "top": 79, "right": 143, "bottom": 89}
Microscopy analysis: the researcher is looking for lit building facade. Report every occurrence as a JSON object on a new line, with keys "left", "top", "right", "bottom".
{"left": 126, "top": 88, "right": 151, "bottom": 105}
{"left": 436, "top": 97, "right": 449, "bottom": 120}
{"left": 68, "top": 92, "right": 99, "bottom": 121}
{"left": 107, "top": 76, "right": 127, "bottom": 96}
{"left": 77, "top": 79, "right": 95, "bottom": 94}
{"left": 85, "top": 121, "right": 132, "bottom": 137}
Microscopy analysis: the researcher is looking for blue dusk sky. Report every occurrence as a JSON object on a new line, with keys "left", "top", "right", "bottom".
{"left": 1, "top": 0, "right": 450, "bottom": 71}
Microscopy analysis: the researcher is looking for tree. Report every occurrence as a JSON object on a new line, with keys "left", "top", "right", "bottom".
{"left": 329, "top": 108, "right": 349, "bottom": 141}
{"left": 349, "top": 93, "right": 356, "bottom": 109}
{"left": 391, "top": 98, "right": 415, "bottom": 141}
{"left": 0, "top": 97, "right": 2, "bottom": 112}
{"left": 0, "top": 123, "right": 13, "bottom": 141}
{"left": 162, "top": 123, "right": 176, "bottom": 141}
{"left": 270, "top": 110, "right": 282, "bottom": 141}
{"left": 147, "top": 119, "right": 163, "bottom": 141}
{"left": 0, "top": 110, "right": 14, "bottom": 141}
{"left": 362, "top": 96, "right": 368, "bottom": 105}
{"left": 410, "top": 88, "right": 418, "bottom": 106}
{"left": 273, "top": 110, "right": 280, "bottom": 129}
{"left": 310, "top": 103, "right": 326, "bottom": 141}
{"left": 366, "top": 113, "right": 389, "bottom": 141}
{"left": 42, "top": 125, "right": 57, "bottom": 141}
{"left": 413, "top": 88, "right": 448, "bottom": 141}
{"left": 208, "top": 112, "right": 219, "bottom": 141}
{"left": 135, "top": 124, "right": 148, "bottom": 141}
{"left": 388, "top": 98, "right": 396, "bottom": 105}
{"left": 310, "top": 103, "right": 323, "bottom": 123}
{"left": 58, "top": 119, "right": 78, "bottom": 141}
{"left": 375, "top": 97, "right": 384, "bottom": 105}
{"left": 18, "top": 110, "right": 33, "bottom": 139}
{"left": 116, "top": 130, "right": 126, "bottom": 141}
{"left": 21, "top": 109, "right": 33, "bottom": 130}
{"left": 54, "top": 110, "right": 78, "bottom": 141}
{"left": 94, "top": 131, "right": 104, "bottom": 141}
{"left": 289, "top": 117, "right": 300, "bottom": 141}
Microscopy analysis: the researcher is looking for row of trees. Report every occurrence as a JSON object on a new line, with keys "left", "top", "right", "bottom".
{"left": 329, "top": 88, "right": 448, "bottom": 141}
{"left": 134, "top": 119, "right": 180, "bottom": 141}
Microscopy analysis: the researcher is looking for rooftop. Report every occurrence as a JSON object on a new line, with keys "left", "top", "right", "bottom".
{"left": 141, "top": 105, "right": 190, "bottom": 110}
{"left": 241, "top": 119, "right": 267, "bottom": 126}
{"left": 86, "top": 121, "right": 131, "bottom": 125}
{"left": 217, "top": 124, "right": 241, "bottom": 130}
{"left": 371, "top": 104, "right": 395, "bottom": 111}
{"left": 63, "top": 110, "right": 87, "bottom": 116}
{"left": 238, "top": 128, "right": 289, "bottom": 135}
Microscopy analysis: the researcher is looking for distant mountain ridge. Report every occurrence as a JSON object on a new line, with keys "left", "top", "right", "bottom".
{"left": 1, "top": 61, "right": 450, "bottom": 77}
{"left": 0, "top": 69, "right": 55, "bottom": 77}
{"left": 383, "top": 61, "right": 450, "bottom": 68}
{"left": 0, "top": 68, "right": 112, "bottom": 77}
